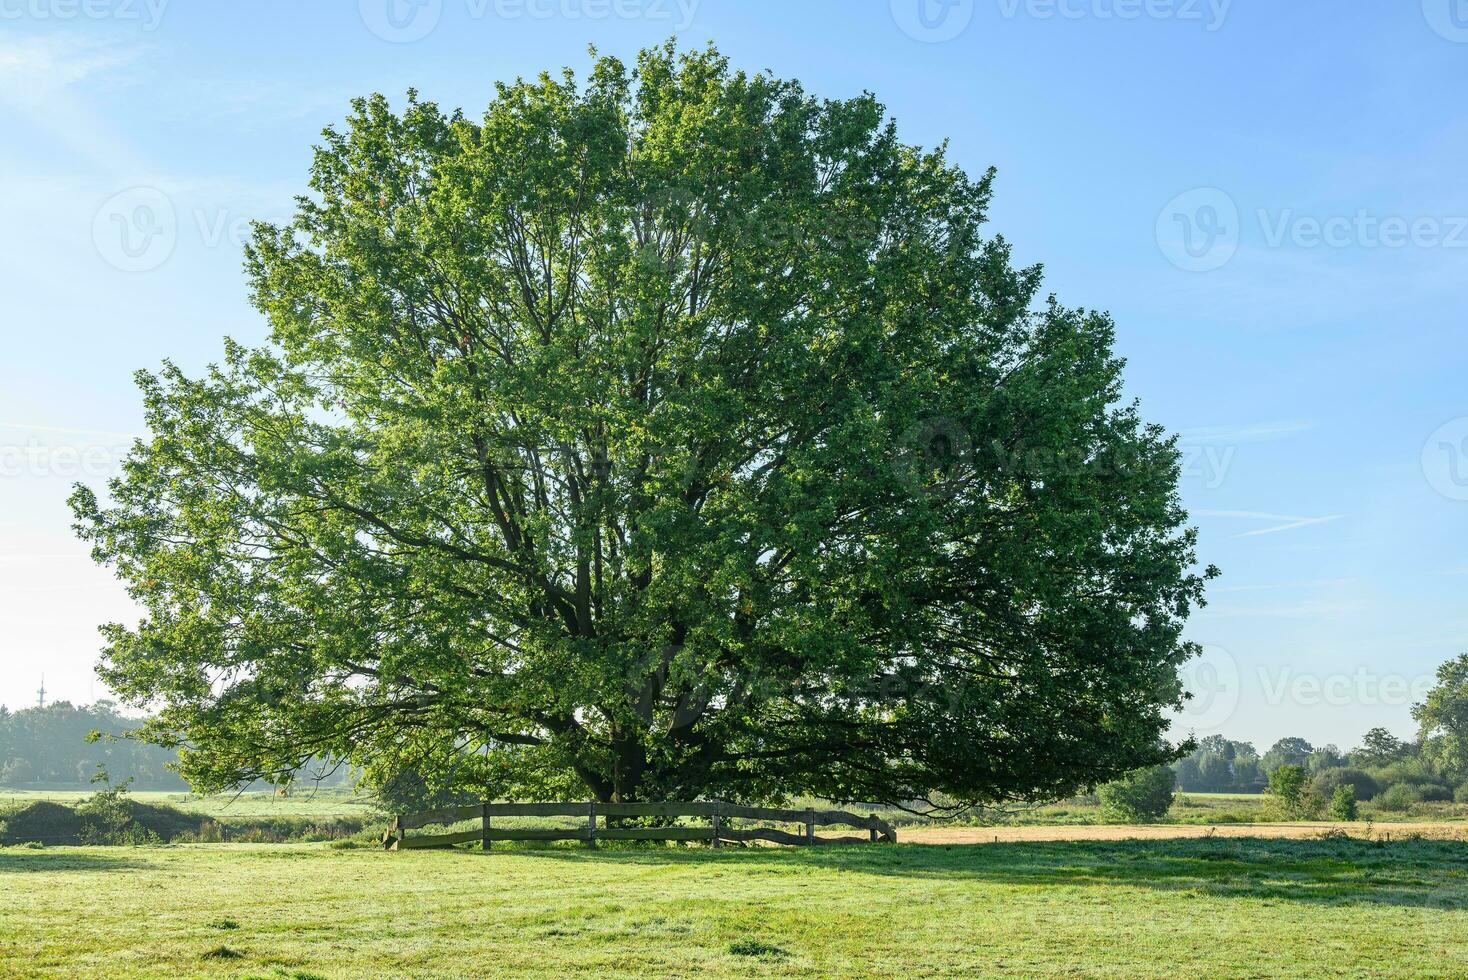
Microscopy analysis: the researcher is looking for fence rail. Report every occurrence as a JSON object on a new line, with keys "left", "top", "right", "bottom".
{"left": 381, "top": 801, "right": 897, "bottom": 851}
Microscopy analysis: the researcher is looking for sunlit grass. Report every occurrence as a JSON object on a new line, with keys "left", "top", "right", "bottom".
{"left": 2, "top": 837, "right": 1466, "bottom": 977}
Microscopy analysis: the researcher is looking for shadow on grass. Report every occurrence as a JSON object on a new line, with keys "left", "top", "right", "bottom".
{"left": 478, "top": 837, "right": 1468, "bottom": 910}
{"left": 0, "top": 850, "right": 152, "bottom": 874}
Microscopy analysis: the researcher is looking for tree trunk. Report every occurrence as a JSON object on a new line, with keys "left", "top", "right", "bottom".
{"left": 611, "top": 734, "right": 646, "bottom": 802}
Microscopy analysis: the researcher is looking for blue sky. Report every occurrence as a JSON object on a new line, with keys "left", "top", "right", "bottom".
{"left": 1, "top": 1, "right": 1465, "bottom": 754}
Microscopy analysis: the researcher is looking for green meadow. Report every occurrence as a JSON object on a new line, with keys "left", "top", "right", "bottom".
{"left": 2, "top": 838, "right": 1466, "bottom": 978}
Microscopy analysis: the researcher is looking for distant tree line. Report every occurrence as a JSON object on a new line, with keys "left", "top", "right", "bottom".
{"left": 1175, "top": 728, "right": 1466, "bottom": 804}
{"left": 0, "top": 701, "right": 187, "bottom": 789}
{"left": 0, "top": 701, "right": 352, "bottom": 791}
{"left": 9, "top": 654, "right": 1468, "bottom": 810}
{"left": 1172, "top": 655, "right": 1468, "bottom": 809}
{"left": 1172, "top": 734, "right": 1351, "bottom": 793}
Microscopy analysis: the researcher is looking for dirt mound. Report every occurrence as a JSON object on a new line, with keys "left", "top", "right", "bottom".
{"left": 0, "top": 800, "right": 83, "bottom": 844}
{"left": 0, "top": 797, "right": 373, "bottom": 845}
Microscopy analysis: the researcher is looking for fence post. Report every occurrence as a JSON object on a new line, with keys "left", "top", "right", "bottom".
{"left": 712, "top": 800, "right": 722, "bottom": 849}
{"left": 805, "top": 807, "right": 815, "bottom": 845}
{"left": 869, "top": 814, "right": 878, "bottom": 843}
{"left": 586, "top": 801, "right": 597, "bottom": 848}
{"left": 482, "top": 803, "right": 490, "bottom": 851}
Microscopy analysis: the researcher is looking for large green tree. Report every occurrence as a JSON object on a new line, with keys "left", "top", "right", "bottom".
{"left": 71, "top": 44, "right": 1213, "bottom": 809}
{"left": 1415, "top": 654, "right": 1468, "bottom": 782}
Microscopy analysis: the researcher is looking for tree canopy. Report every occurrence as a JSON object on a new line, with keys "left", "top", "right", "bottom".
{"left": 1352, "top": 726, "right": 1409, "bottom": 768}
{"left": 1416, "top": 653, "right": 1468, "bottom": 782}
{"left": 71, "top": 43, "right": 1212, "bottom": 810}
{"left": 1261, "top": 736, "right": 1314, "bottom": 773}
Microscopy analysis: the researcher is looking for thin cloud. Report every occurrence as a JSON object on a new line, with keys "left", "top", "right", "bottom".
{"left": 0, "top": 555, "right": 87, "bottom": 563}
{"left": 0, "top": 422, "right": 139, "bottom": 440}
{"left": 0, "top": 34, "right": 151, "bottom": 177}
{"left": 1210, "top": 577, "right": 1356, "bottom": 594}
{"left": 0, "top": 34, "right": 141, "bottom": 91}
{"left": 1194, "top": 510, "right": 1345, "bottom": 537}
{"left": 157, "top": 78, "right": 350, "bottom": 128}
{"left": 1178, "top": 420, "right": 1316, "bottom": 445}
{"left": 1198, "top": 600, "right": 1359, "bottom": 620}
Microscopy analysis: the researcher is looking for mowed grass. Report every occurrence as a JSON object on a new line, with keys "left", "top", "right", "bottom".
{"left": 927, "top": 792, "right": 1468, "bottom": 827}
{"left": 3, "top": 838, "right": 1468, "bottom": 978}
{"left": 970, "top": 791, "right": 1274, "bottom": 826}
{"left": 6, "top": 788, "right": 1463, "bottom": 831}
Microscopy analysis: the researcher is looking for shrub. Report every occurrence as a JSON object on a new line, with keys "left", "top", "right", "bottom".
{"left": 1329, "top": 785, "right": 1358, "bottom": 821}
{"left": 69, "top": 782, "right": 213, "bottom": 845}
{"left": 1456, "top": 784, "right": 1468, "bottom": 804}
{"left": 1375, "top": 783, "right": 1422, "bottom": 812}
{"left": 1266, "top": 764, "right": 1323, "bottom": 819}
{"left": 76, "top": 787, "right": 161, "bottom": 845}
{"left": 1311, "top": 768, "right": 1378, "bottom": 802}
{"left": 1097, "top": 766, "right": 1176, "bottom": 823}
{"left": 1369, "top": 761, "right": 1439, "bottom": 793}
{"left": 1417, "top": 783, "right": 1454, "bottom": 803}
{"left": 367, "top": 767, "right": 479, "bottom": 814}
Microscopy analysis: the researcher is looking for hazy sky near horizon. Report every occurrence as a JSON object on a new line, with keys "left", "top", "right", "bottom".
{"left": 1, "top": 1, "right": 1465, "bottom": 753}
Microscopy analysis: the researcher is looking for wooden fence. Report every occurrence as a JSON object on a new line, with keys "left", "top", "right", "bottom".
{"left": 381, "top": 801, "right": 897, "bottom": 850}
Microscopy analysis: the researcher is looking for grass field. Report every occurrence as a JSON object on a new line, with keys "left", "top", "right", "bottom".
{"left": 973, "top": 792, "right": 1468, "bottom": 827}
{"left": 2, "top": 838, "right": 1467, "bottom": 978}
{"left": 902, "top": 821, "right": 1468, "bottom": 844}
{"left": 8, "top": 787, "right": 1464, "bottom": 830}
